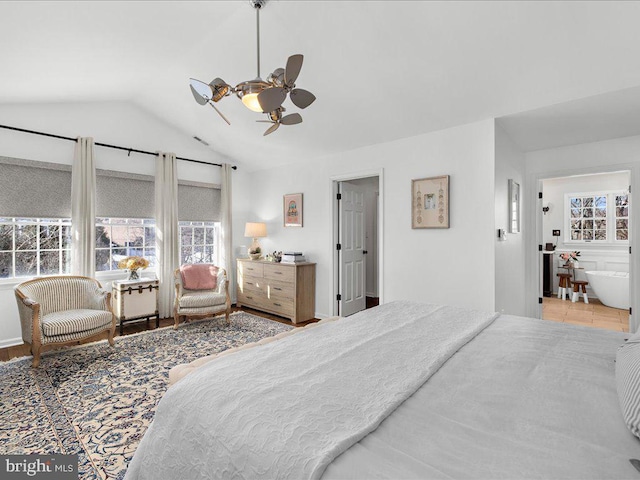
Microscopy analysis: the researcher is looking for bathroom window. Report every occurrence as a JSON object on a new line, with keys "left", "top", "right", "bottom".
{"left": 565, "top": 191, "right": 629, "bottom": 244}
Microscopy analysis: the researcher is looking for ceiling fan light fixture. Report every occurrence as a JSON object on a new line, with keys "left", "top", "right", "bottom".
{"left": 189, "top": 0, "right": 315, "bottom": 134}
{"left": 236, "top": 78, "right": 269, "bottom": 112}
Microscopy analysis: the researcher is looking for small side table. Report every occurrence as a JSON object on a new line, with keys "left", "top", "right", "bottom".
{"left": 112, "top": 278, "right": 160, "bottom": 334}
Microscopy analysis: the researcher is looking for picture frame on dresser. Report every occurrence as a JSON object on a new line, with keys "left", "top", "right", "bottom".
{"left": 284, "top": 193, "right": 303, "bottom": 227}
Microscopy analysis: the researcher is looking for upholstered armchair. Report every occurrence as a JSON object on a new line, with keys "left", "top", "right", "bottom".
{"left": 14, "top": 276, "right": 117, "bottom": 367}
{"left": 174, "top": 265, "right": 231, "bottom": 329}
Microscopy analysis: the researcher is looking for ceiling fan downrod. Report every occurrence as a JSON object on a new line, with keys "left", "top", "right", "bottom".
{"left": 252, "top": 0, "right": 266, "bottom": 79}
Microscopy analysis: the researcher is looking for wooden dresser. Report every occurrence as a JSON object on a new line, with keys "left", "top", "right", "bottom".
{"left": 236, "top": 259, "right": 316, "bottom": 324}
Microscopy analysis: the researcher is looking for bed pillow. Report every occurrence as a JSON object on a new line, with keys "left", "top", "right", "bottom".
{"left": 616, "top": 339, "right": 640, "bottom": 438}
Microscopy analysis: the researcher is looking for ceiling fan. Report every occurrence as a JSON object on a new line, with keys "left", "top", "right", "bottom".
{"left": 189, "top": 0, "right": 316, "bottom": 136}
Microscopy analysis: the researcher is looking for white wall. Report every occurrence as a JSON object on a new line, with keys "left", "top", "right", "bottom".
{"left": 0, "top": 101, "right": 232, "bottom": 347}
{"left": 494, "top": 124, "right": 526, "bottom": 315}
{"left": 524, "top": 134, "right": 640, "bottom": 331}
{"left": 234, "top": 119, "right": 496, "bottom": 318}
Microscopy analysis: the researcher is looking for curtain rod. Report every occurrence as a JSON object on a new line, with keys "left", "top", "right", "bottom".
{"left": 0, "top": 124, "right": 237, "bottom": 170}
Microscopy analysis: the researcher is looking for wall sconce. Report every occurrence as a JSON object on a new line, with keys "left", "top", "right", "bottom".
{"left": 542, "top": 203, "right": 551, "bottom": 215}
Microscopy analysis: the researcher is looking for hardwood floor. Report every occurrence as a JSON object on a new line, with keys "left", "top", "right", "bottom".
{"left": 0, "top": 306, "right": 319, "bottom": 363}
{"left": 366, "top": 296, "right": 380, "bottom": 309}
{"left": 542, "top": 296, "right": 629, "bottom": 332}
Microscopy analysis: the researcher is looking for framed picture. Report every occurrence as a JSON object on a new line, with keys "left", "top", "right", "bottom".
{"left": 412, "top": 175, "right": 450, "bottom": 229}
{"left": 508, "top": 179, "right": 520, "bottom": 233}
{"left": 284, "top": 193, "right": 303, "bottom": 227}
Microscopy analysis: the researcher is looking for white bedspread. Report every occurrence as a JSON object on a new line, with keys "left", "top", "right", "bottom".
{"left": 323, "top": 315, "right": 638, "bottom": 479}
{"left": 125, "top": 301, "right": 497, "bottom": 480}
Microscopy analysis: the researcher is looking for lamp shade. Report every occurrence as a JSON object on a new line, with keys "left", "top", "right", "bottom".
{"left": 244, "top": 222, "right": 267, "bottom": 238}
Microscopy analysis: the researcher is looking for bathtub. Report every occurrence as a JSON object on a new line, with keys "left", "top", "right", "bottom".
{"left": 584, "top": 270, "right": 629, "bottom": 310}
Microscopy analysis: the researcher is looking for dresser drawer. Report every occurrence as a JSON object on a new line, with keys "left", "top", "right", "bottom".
{"left": 266, "top": 279, "right": 294, "bottom": 300}
{"left": 240, "top": 275, "right": 265, "bottom": 295}
{"left": 262, "top": 297, "right": 294, "bottom": 317}
{"left": 238, "top": 262, "right": 264, "bottom": 278}
{"left": 237, "top": 290, "right": 263, "bottom": 306}
{"left": 264, "top": 264, "right": 294, "bottom": 283}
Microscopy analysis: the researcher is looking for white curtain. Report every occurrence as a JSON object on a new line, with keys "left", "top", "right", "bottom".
{"left": 220, "top": 163, "right": 233, "bottom": 276}
{"left": 71, "top": 137, "right": 96, "bottom": 277}
{"left": 155, "top": 152, "right": 179, "bottom": 318}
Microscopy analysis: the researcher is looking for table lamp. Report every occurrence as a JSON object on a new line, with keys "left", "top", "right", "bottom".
{"left": 244, "top": 222, "right": 267, "bottom": 260}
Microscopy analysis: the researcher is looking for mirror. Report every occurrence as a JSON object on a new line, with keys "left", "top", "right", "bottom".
{"left": 509, "top": 179, "right": 520, "bottom": 233}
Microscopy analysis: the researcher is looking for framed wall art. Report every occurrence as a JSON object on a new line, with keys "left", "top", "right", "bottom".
{"left": 284, "top": 193, "right": 303, "bottom": 227}
{"left": 412, "top": 175, "right": 450, "bottom": 229}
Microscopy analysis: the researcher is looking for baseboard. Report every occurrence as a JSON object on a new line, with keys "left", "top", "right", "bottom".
{"left": 0, "top": 337, "right": 23, "bottom": 349}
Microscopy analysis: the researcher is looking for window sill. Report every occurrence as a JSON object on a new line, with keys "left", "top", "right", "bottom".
{"left": 0, "top": 268, "right": 159, "bottom": 291}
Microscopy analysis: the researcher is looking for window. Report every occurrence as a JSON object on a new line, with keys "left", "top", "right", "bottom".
{"left": 95, "top": 217, "right": 156, "bottom": 272}
{"left": 615, "top": 194, "right": 629, "bottom": 241}
{"left": 179, "top": 221, "right": 220, "bottom": 265}
{"left": 0, "top": 218, "right": 71, "bottom": 279}
{"left": 566, "top": 191, "right": 629, "bottom": 244}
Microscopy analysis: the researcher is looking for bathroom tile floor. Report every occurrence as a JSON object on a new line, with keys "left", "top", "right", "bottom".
{"left": 542, "top": 297, "right": 629, "bottom": 332}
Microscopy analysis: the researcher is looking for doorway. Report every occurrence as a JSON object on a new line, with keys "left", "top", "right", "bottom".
{"left": 331, "top": 172, "right": 382, "bottom": 317}
{"left": 539, "top": 171, "right": 631, "bottom": 333}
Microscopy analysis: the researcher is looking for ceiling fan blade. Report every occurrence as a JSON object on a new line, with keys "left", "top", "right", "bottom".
{"left": 284, "top": 54, "right": 303, "bottom": 87}
{"left": 208, "top": 102, "right": 231, "bottom": 125}
{"left": 280, "top": 113, "right": 303, "bottom": 126}
{"left": 264, "top": 123, "right": 280, "bottom": 136}
{"left": 190, "top": 85, "right": 208, "bottom": 105}
{"left": 256, "top": 120, "right": 274, "bottom": 123}
{"left": 258, "top": 87, "right": 287, "bottom": 113}
{"left": 290, "top": 89, "right": 316, "bottom": 109}
{"left": 189, "top": 78, "right": 213, "bottom": 103}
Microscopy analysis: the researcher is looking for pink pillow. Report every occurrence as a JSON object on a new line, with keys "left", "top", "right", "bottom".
{"left": 180, "top": 264, "right": 219, "bottom": 290}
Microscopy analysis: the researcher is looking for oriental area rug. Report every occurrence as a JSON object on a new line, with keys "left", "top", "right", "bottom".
{"left": 0, "top": 312, "right": 292, "bottom": 479}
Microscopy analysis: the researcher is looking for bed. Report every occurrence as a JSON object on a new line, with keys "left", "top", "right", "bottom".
{"left": 125, "top": 301, "right": 640, "bottom": 479}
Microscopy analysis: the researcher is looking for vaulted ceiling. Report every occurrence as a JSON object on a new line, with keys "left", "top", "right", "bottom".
{"left": 2, "top": 1, "right": 640, "bottom": 170}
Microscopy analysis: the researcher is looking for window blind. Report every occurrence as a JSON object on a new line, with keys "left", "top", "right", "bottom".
{"left": 0, "top": 158, "right": 221, "bottom": 222}
{"left": 96, "top": 170, "right": 155, "bottom": 218}
{"left": 178, "top": 181, "right": 221, "bottom": 222}
{"left": 0, "top": 157, "right": 72, "bottom": 218}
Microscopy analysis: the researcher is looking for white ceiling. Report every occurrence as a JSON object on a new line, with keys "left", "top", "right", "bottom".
{"left": 498, "top": 85, "right": 640, "bottom": 152}
{"left": 2, "top": 1, "right": 640, "bottom": 170}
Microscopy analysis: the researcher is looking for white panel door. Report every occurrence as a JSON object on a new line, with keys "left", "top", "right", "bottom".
{"left": 340, "top": 181, "right": 366, "bottom": 316}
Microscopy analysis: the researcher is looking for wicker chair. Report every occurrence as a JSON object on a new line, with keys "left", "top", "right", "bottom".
{"left": 14, "top": 276, "right": 117, "bottom": 367}
{"left": 173, "top": 266, "right": 231, "bottom": 329}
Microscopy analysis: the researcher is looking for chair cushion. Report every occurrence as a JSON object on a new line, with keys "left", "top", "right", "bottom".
{"left": 41, "top": 309, "right": 113, "bottom": 337}
{"left": 179, "top": 291, "right": 227, "bottom": 309}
